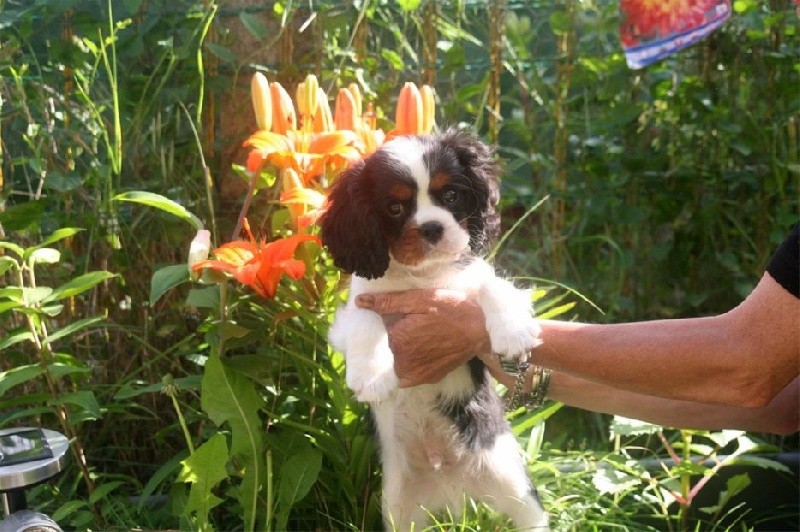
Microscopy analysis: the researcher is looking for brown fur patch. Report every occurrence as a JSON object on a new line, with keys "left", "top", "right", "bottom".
{"left": 389, "top": 223, "right": 427, "bottom": 265}
{"left": 430, "top": 172, "right": 452, "bottom": 191}
{"left": 390, "top": 183, "right": 414, "bottom": 201}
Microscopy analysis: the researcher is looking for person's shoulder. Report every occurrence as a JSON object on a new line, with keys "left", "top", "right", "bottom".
{"left": 766, "top": 222, "right": 799, "bottom": 299}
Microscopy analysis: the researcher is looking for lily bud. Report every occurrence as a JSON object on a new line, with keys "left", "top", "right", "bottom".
{"left": 251, "top": 72, "right": 272, "bottom": 131}
{"left": 296, "top": 74, "right": 319, "bottom": 125}
{"left": 188, "top": 229, "right": 211, "bottom": 282}
{"left": 314, "top": 87, "right": 334, "bottom": 133}
{"left": 334, "top": 88, "right": 358, "bottom": 131}
{"left": 420, "top": 84, "right": 436, "bottom": 134}
{"left": 348, "top": 83, "right": 363, "bottom": 116}
{"left": 395, "top": 82, "right": 423, "bottom": 135}
{"left": 270, "top": 82, "right": 297, "bottom": 135}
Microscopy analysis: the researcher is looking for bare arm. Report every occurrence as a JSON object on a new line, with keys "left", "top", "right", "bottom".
{"left": 533, "top": 273, "right": 799, "bottom": 408}
{"left": 357, "top": 273, "right": 799, "bottom": 409}
{"left": 480, "top": 353, "right": 799, "bottom": 435}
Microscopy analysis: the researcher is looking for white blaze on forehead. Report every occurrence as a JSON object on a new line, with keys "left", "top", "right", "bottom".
{"left": 381, "top": 136, "right": 432, "bottom": 207}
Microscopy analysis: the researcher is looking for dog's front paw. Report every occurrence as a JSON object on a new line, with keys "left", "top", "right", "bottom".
{"left": 488, "top": 316, "right": 542, "bottom": 361}
{"left": 355, "top": 370, "right": 399, "bottom": 403}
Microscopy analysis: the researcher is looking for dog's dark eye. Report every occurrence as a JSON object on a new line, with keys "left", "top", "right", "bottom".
{"left": 442, "top": 189, "right": 458, "bottom": 205}
{"left": 387, "top": 202, "right": 405, "bottom": 218}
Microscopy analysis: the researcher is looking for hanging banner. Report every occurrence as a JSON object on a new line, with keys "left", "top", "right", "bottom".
{"left": 620, "top": 0, "right": 732, "bottom": 69}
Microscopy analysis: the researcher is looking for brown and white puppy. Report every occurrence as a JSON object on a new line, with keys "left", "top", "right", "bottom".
{"left": 320, "top": 128, "right": 548, "bottom": 530}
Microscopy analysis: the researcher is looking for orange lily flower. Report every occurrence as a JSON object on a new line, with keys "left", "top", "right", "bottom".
{"left": 244, "top": 129, "right": 363, "bottom": 184}
{"left": 192, "top": 220, "right": 320, "bottom": 299}
{"left": 280, "top": 168, "right": 327, "bottom": 231}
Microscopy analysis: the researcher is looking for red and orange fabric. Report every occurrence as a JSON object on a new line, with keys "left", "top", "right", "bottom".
{"left": 620, "top": 0, "right": 731, "bottom": 69}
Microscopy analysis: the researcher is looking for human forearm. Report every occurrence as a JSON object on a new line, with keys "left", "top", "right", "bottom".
{"left": 548, "top": 372, "right": 799, "bottom": 435}
{"left": 535, "top": 274, "right": 799, "bottom": 408}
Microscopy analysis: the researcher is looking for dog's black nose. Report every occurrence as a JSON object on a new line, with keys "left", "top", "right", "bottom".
{"left": 419, "top": 221, "right": 444, "bottom": 243}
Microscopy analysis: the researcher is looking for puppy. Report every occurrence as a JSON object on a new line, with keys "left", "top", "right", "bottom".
{"left": 320, "top": 128, "right": 549, "bottom": 530}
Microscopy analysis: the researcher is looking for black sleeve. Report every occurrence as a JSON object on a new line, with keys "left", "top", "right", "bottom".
{"left": 766, "top": 222, "right": 799, "bottom": 299}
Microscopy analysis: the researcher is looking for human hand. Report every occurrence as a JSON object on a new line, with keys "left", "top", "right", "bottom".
{"left": 355, "top": 289, "right": 491, "bottom": 387}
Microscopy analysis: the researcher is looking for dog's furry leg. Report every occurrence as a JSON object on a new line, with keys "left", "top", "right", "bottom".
{"left": 478, "top": 277, "right": 542, "bottom": 362}
{"left": 467, "top": 433, "right": 549, "bottom": 531}
{"left": 330, "top": 305, "right": 399, "bottom": 402}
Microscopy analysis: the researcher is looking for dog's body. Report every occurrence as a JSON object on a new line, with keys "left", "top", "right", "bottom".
{"left": 320, "top": 129, "right": 549, "bottom": 530}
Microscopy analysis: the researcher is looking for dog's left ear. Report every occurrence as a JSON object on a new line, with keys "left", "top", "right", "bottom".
{"left": 441, "top": 128, "right": 501, "bottom": 253}
{"left": 319, "top": 161, "right": 390, "bottom": 279}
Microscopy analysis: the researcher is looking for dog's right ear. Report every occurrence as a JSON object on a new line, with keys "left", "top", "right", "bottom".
{"left": 320, "top": 161, "right": 390, "bottom": 279}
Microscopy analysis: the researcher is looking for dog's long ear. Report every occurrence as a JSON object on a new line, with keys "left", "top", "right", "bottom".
{"left": 441, "top": 128, "right": 501, "bottom": 253}
{"left": 320, "top": 161, "right": 390, "bottom": 279}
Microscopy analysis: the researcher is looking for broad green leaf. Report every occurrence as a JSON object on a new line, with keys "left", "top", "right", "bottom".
{"left": 0, "top": 256, "right": 17, "bottom": 275}
{"left": 23, "top": 287, "right": 54, "bottom": 305}
{"left": 0, "top": 287, "right": 23, "bottom": 302}
{"left": 592, "top": 467, "right": 642, "bottom": 496}
{"left": 48, "top": 362, "right": 93, "bottom": 380}
{"left": 202, "top": 354, "right": 264, "bottom": 531}
{"left": 47, "top": 271, "right": 116, "bottom": 301}
{"left": 23, "top": 228, "right": 83, "bottom": 260}
{"left": 114, "top": 191, "right": 203, "bottom": 230}
{"left": 88, "top": 481, "right": 125, "bottom": 504}
{"left": 609, "top": 416, "right": 662, "bottom": 437}
{"left": 277, "top": 449, "right": 322, "bottom": 528}
{"left": 699, "top": 473, "right": 751, "bottom": 514}
{"left": 205, "top": 42, "right": 237, "bottom": 63}
{"left": 0, "top": 300, "right": 21, "bottom": 315}
{"left": 179, "top": 433, "right": 229, "bottom": 527}
{"left": 44, "top": 316, "right": 106, "bottom": 345}
{"left": 150, "top": 264, "right": 190, "bottom": 306}
{"left": 0, "top": 364, "right": 44, "bottom": 397}
{"left": 52, "top": 391, "right": 102, "bottom": 420}
{"left": 0, "top": 241, "right": 24, "bottom": 256}
{"left": 28, "top": 247, "right": 61, "bottom": 265}
{"left": 0, "top": 329, "right": 34, "bottom": 351}
{"left": 115, "top": 375, "right": 201, "bottom": 400}
{"left": 139, "top": 451, "right": 188, "bottom": 503}
{"left": 185, "top": 285, "right": 220, "bottom": 308}
{"left": 0, "top": 199, "right": 46, "bottom": 231}
{"left": 239, "top": 11, "right": 269, "bottom": 38}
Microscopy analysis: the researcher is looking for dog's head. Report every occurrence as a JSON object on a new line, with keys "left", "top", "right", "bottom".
{"left": 320, "top": 128, "right": 500, "bottom": 279}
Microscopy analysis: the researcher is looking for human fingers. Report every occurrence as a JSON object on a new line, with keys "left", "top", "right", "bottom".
{"left": 355, "top": 288, "right": 466, "bottom": 315}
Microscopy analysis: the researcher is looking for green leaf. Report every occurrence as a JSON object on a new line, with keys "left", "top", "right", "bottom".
{"left": 699, "top": 473, "right": 751, "bottom": 514}
{"left": 23, "top": 228, "right": 83, "bottom": 261}
{"left": 0, "top": 364, "right": 44, "bottom": 397}
{"left": 205, "top": 42, "right": 238, "bottom": 63}
{"left": 114, "top": 191, "right": 203, "bottom": 230}
{"left": 380, "top": 49, "right": 404, "bottom": 71}
{"left": 396, "top": 0, "right": 422, "bottom": 11}
{"left": 23, "top": 287, "right": 54, "bottom": 305}
{"left": 0, "top": 256, "right": 18, "bottom": 275}
{"left": 179, "top": 433, "right": 229, "bottom": 527}
{"left": 28, "top": 248, "right": 61, "bottom": 264}
{"left": 0, "top": 329, "right": 34, "bottom": 351}
{"left": 47, "top": 271, "right": 116, "bottom": 301}
{"left": 202, "top": 354, "right": 264, "bottom": 531}
{"left": 88, "top": 481, "right": 125, "bottom": 504}
{"left": 277, "top": 449, "right": 322, "bottom": 528}
{"left": 48, "top": 362, "right": 93, "bottom": 380}
{"left": 53, "top": 391, "right": 102, "bottom": 420}
{"left": 549, "top": 11, "right": 573, "bottom": 35}
{"left": 239, "top": 11, "right": 269, "bottom": 38}
{"left": 150, "top": 264, "right": 190, "bottom": 306}
{"left": 186, "top": 286, "right": 220, "bottom": 308}
{"left": 44, "top": 316, "right": 106, "bottom": 345}
{"left": 0, "top": 199, "right": 46, "bottom": 231}
{"left": 609, "top": 416, "right": 663, "bottom": 437}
